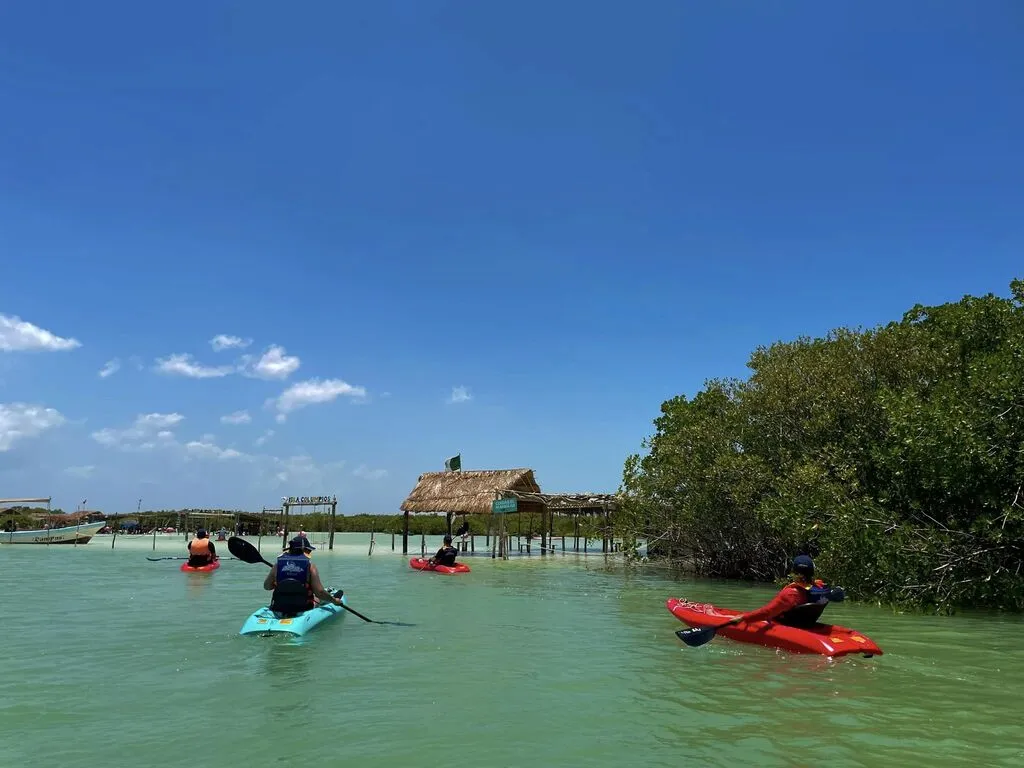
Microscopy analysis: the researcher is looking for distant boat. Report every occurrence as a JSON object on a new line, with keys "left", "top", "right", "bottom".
{"left": 1, "top": 521, "right": 107, "bottom": 545}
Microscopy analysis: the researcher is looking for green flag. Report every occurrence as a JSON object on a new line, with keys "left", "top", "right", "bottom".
{"left": 445, "top": 454, "right": 461, "bottom": 472}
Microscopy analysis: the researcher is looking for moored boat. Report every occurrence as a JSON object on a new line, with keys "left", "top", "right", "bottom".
{"left": 1, "top": 521, "right": 107, "bottom": 545}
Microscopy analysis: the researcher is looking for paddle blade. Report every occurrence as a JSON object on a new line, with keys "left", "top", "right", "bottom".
{"left": 228, "top": 536, "right": 271, "bottom": 565}
{"left": 676, "top": 626, "right": 717, "bottom": 648}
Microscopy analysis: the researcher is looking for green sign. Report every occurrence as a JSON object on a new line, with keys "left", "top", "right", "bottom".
{"left": 491, "top": 498, "right": 518, "bottom": 514}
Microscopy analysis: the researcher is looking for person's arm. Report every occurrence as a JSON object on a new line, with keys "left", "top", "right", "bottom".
{"left": 263, "top": 567, "right": 276, "bottom": 591}
{"left": 310, "top": 565, "right": 343, "bottom": 605}
{"left": 209, "top": 542, "right": 217, "bottom": 559}
{"left": 724, "top": 586, "right": 805, "bottom": 625}
{"left": 187, "top": 540, "right": 193, "bottom": 551}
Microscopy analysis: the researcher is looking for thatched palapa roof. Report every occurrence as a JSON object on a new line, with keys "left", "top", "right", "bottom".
{"left": 401, "top": 469, "right": 543, "bottom": 516}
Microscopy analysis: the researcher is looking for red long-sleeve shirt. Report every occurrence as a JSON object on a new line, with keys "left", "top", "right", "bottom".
{"left": 740, "top": 583, "right": 807, "bottom": 623}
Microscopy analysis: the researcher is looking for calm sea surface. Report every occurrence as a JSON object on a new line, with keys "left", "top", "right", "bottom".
{"left": 2, "top": 532, "right": 1022, "bottom": 767}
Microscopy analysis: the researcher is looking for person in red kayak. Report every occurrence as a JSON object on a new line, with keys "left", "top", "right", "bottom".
{"left": 263, "top": 535, "right": 342, "bottom": 616}
{"left": 720, "top": 554, "right": 845, "bottom": 629}
{"left": 186, "top": 529, "right": 218, "bottom": 568}
{"left": 428, "top": 534, "right": 459, "bottom": 567}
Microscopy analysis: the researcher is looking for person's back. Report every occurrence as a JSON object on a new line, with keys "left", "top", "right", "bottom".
{"left": 774, "top": 579, "right": 845, "bottom": 628}
{"left": 431, "top": 535, "right": 458, "bottom": 567}
{"left": 187, "top": 530, "right": 216, "bottom": 567}
{"left": 721, "top": 555, "right": 845, "bottom": 629}
{"left": 271, "top": 549, "right": 314, "bottom": 616}
{"left": 264, "top": 536, "right": 343, "bottom": 616}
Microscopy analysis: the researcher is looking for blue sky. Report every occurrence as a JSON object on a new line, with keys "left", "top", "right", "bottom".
{"left": 1, "top": 2, "right": 1021, "bottom": 514}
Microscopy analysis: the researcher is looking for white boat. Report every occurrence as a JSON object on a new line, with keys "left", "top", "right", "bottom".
{"left": 1, "top": 521, "right": 107, "bottom": 545}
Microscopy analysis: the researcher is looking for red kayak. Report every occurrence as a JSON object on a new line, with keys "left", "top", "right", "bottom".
{"left": 180, "top": 559, "right": 221, "bottom": 573}
{"left": 666, "top": 598, "right": 882, "bottom": 658}
{"left": 409, "top": 557, "right": 470, "bottom": 574}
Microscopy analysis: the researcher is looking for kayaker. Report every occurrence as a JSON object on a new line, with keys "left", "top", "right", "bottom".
{"left": 720, "top": 555, "right": 846, "bottom": 629}
{"left": 263, "top": 535, "right": 343, "bottom": 616}
{"left": 429, "top": 534, "right": 459, "bottom": 567}
{"left": 186, "top": 529, "right": 218, "bottom": 568}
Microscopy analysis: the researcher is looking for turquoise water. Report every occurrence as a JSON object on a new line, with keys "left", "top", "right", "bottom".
{"left": 2, "top": 533, "right": 1022, "bottom": 767}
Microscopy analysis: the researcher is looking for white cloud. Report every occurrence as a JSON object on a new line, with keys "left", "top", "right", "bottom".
{"left": 154, "top": 353, "right": 235, "bottom": 379}
{"left": 447, "top": 386, "right": 472, "bottom": 404}
{"left": 98, "top": 359, "right": 121, "bottom": 378}
{"left": 269, "top": 454, "right": 346, "bottom": 486}
{"left": 268, "top": 377, "right": 367, "bottom": 421}
{"left": 92, "top": 412, "right": 249, "bottom": 463}
{"left": 242, "top": 345, "right": 301, "bottom": 380}
{"left": 353, "top": 464, "right": 388, "bottom": 481}
{"left": 220, "top": 410, "right": 251, "bottom": 425}
{"left": 64, "top": 465, "right": 95, "bottom": 478}
{"left": 255, "top": 429, "right": 275, "bottom": 446}
{"left": 91, "top": 412, "right": 184, "bottom": 449}
{"left": 137, "top": 413, "right": 185, "bottom": 429}
{"left": 210, "top": 334, "right": 252, "bottom": 352}
{"left": 184, "top": 440, "right": 246, "bottom": 461}
{"left": 0, "top": 403, "right": 66, "bottom": 451}
{"left": 0, "top": 313, "right": 81, "bottom": 352}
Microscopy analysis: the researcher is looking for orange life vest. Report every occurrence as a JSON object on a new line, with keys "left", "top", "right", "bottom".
{"left": 190, "top": 537, "right": 210, "bottom": 557}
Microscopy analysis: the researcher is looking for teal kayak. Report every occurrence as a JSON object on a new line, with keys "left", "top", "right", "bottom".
{"left": 239, "top": 591, "right": 347, "bottom": 637}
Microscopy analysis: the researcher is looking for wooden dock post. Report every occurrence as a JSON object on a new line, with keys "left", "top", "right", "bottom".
{"left": 328, "top": 497, "right": 337, "bottom": 551}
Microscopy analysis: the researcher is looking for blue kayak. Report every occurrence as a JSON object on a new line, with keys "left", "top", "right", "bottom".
{"left": 239, "top": 592, "right": 347, "bottom": 637}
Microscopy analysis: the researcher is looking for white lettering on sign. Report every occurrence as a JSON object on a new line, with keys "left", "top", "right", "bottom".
{"left": 281, "top": 495, "right": 337, "bottom": 505}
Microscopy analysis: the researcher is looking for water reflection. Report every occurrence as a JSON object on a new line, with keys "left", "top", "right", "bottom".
{"left": 256, "top": 642, "right": 316, "bottom": 717}
{"left": 184, "top": 571, "right": 217, "bottom": 597}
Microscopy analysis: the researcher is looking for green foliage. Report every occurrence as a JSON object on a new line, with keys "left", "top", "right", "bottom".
{"left": 619, "top": 279, "right": 1024, "bottom": 613}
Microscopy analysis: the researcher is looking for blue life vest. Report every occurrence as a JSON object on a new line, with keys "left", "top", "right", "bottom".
{"left": 275, "top": 553, "right": 311, "bottom": 584}
{"left": 271, "top": 553, "right": 313, "bottom": 616}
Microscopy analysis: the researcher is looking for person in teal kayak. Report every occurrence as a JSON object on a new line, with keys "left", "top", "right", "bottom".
{"left": 720, "top": 554, "right": 845, "bottom": 629}
{"left": 263, "top": 535, "right": 343, "bottom": 616}
{"left": 186, "top": 529, "right": 218, "bottom": 568}
{"left": 429, "top": 534, "right": 459, "bottom": 567}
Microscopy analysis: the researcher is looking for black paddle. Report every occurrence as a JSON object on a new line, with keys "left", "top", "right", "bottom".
{"left": 227, "top": 536, "right": 413, "bottom": 627}
{"left": 146, "top": 556, "right": 237, "bottom": 562}
{"left": 676, "top": 618, "right": 740, "bottom": 648}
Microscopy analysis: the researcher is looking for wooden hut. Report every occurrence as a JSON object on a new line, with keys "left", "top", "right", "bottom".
{"left": 504, "top": 491, "right": 620, "bottom": 553}
{"left": 399, "top": 468, "right": 544, "bottom": 554}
